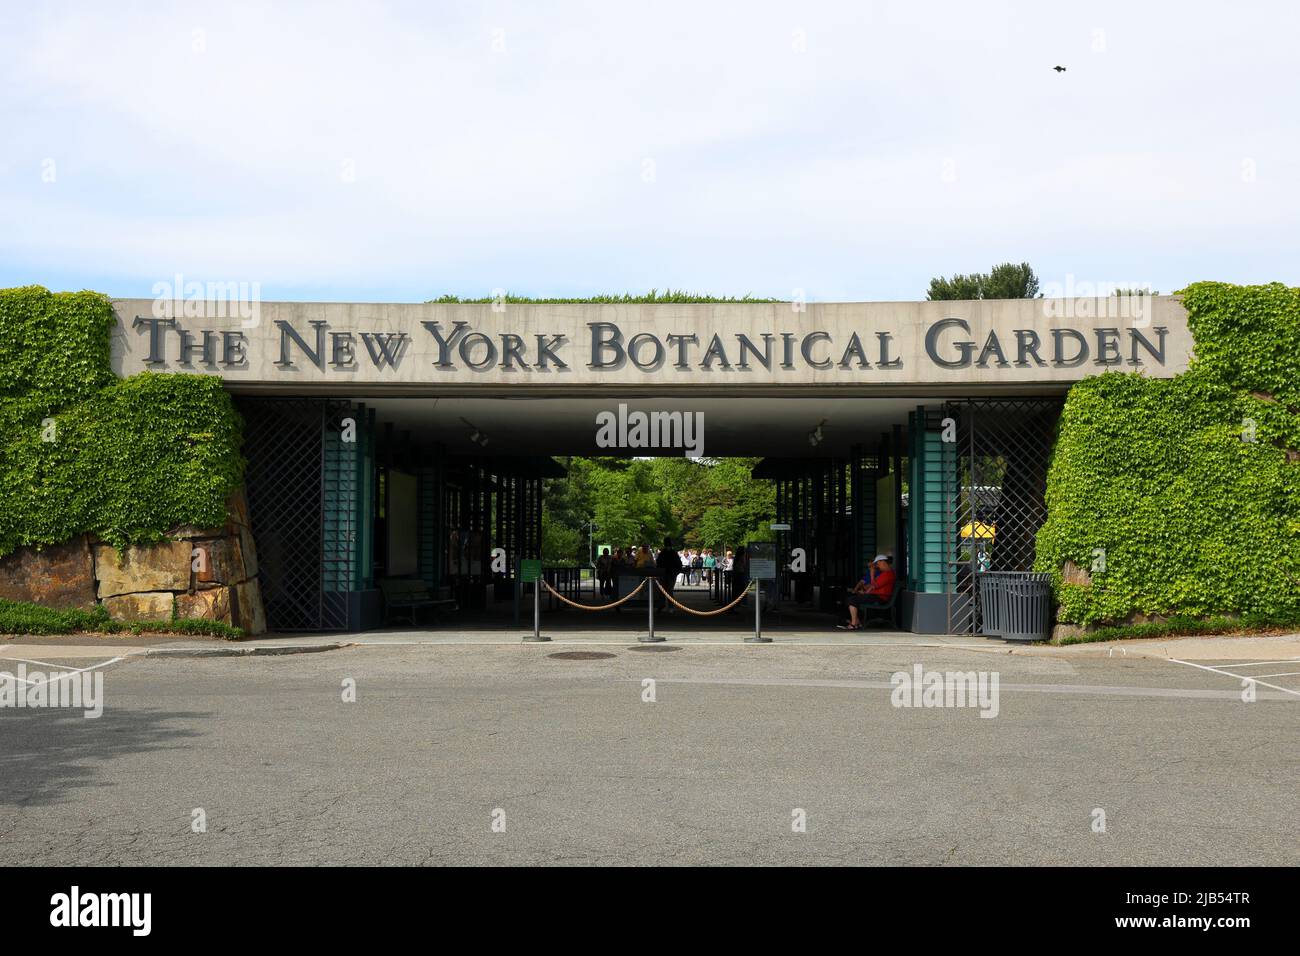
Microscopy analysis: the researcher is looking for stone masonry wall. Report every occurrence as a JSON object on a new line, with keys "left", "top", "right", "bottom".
{"left": 0, "top": 489, "right": 265, "bottom": 635}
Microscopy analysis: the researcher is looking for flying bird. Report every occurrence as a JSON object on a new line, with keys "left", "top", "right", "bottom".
{"left": 1053, "top": 65, "right": 1066, "bottom": 72}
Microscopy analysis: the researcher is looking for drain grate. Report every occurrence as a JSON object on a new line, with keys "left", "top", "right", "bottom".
{"left": 546, "top": 651, "right": 618, "bottom": 661}
{"left": 626, "top": 645, "right": 683, "bottom": 653}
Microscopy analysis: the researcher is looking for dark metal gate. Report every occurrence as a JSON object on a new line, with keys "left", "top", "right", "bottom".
{"left": 942, "top": 399, "right": 1062, "bottom": 634}
{"left": 238, "top": 398, "right": 357, "bottom": 632}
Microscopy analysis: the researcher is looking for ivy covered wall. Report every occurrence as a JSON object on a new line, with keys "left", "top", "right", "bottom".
{"left": 1036, "top": 282, "right": 1300, "bottom": 625}
{"left": 0, "top": 286, "right": 244, "bottom": 557}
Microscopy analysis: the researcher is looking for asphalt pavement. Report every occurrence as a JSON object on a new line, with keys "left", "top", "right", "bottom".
{"left": 1, "top": 640, "right": 1296, "bottom": 865}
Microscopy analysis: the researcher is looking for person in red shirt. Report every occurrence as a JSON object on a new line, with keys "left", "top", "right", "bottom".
{"left": 839, "top": 554, "right": 896, "bottom": 630}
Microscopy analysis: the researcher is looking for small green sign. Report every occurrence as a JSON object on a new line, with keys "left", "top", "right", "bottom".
{"left": 519, "top": 559, "right": 542, "bottom": 583}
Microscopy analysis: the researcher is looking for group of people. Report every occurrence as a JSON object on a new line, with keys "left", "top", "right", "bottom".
{"left": 593, "top": 542, "right": 898, "bottom": 629}
{"left": 594, "top": 542, "right": 742, "bottom": 600}
{"left": 673, "top": 547, "right": 730, "bottom": 586}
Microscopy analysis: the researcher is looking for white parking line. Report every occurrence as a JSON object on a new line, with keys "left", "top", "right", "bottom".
{"left": 1206, "top": 659, "right": 1300, "bottom": 667}
{"left": 0, "top": 656, "right": 125, "bottom": 670}
{"left": 1167, "top": 658, "right": 1300, "bottom": 699}
{"left": 0, "top": 655, "right": 129, "bottom": 690}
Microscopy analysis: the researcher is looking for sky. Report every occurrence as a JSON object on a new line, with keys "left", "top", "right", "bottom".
{"left": 1, "top": 0, "right": 1297, "bottom": 302}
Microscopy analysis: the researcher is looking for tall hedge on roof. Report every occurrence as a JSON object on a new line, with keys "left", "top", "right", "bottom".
{"left": 1036, "top": 282, "right": 1300, "bottom": 625}
{"left": 0, "top": 286, "right": 244, "bottom": 556}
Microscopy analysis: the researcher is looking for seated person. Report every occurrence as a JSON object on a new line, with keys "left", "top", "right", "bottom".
{"left": 838, "top": 555, "right": 896, "bottom": 630}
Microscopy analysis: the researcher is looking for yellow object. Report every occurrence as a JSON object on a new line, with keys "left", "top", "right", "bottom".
{"left": 960, "top": 522, "right": 996, "bottom": 540}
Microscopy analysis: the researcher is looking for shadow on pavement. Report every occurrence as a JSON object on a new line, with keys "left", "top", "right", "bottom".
{"left": 0, "top": 705, "right": 209, "bottom": 808}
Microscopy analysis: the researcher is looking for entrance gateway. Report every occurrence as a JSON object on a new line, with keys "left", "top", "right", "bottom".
{"left": 109, "top": 296, "right": 1193, "bottom": 635}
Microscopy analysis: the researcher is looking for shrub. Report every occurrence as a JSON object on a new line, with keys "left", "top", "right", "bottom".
{"left": 1054, "top": 611, "right": 1300, "bottom": 645}
{"left": 0, "top": 598, "right": 244, "bottom": 639}
{"left": 0, "top": 599, "right": 113, "bottom": 635}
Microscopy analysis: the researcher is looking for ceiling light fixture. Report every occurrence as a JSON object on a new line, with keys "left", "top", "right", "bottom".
{"left": 461, "top": 417, "right": 490, "bottom": 448}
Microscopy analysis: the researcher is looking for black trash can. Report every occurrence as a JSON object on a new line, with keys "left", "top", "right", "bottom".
{"left": 977, "top": 572, "right": 1008, "bottom": 638}
{"left": 1000, "top": 572, "right": 1053, "bottom": 642}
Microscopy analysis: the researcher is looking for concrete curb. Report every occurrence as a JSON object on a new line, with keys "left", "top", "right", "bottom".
{"left": 143, "top": 642, "right": 355, "bottom": 658}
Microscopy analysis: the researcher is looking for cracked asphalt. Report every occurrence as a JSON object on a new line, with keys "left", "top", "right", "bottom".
{"left": 1, "top": 643, "right": 1296, "bottom": 865}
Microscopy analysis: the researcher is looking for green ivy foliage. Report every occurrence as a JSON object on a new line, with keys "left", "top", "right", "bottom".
{"left": 1182, "top": 281, "right": 1300, "bottom": 451}
{"left": 1036, "top": 283, "right": 1300, "bottom": 625}
{"left": 0, "top": 286, "right": 244, "bottom": 557}
{"left": 0, "top": 286, "right": 117, "bottom": 408}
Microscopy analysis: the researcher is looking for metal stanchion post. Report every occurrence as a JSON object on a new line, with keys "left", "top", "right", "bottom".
{"left": 745, "top": 582, "right": 771, "bottom": 643}
{"left": 521, "top": 559, "right": 550, "bottom": 642}
{"left": 641, "top": 578, "right": 663, "bottom": 643}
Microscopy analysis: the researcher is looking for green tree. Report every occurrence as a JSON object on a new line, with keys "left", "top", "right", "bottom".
{"left": 926, "top": 273, "right": 985, "bottom": 300}
{"left": 541, "top": 511, "right": 583, "bottom": 564}
{"left": 927, "top": 262, "right": 1039, "bottom": 300}
{"left": 983, "top": 262, "right": 1040, "bottom": 299}
{"left": 541, "top": 455, "right": 776, "bottom": 557}
{"left": 648, "top": 456, "right": 774, "bottom": 548}
{"left": 692, "top": 457, "right": 776, "bottom": 547}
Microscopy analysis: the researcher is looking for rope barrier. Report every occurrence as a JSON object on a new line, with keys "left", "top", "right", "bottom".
{"left": 655, "top": 578, "right": 755, "bottom": 616}
{"left": 540, "top": 577, "right": 648, "bottom": 611}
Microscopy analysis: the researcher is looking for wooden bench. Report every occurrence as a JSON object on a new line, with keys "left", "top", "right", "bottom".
{"left": 378, "top": 577, "right": 457, "bottom": 626}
